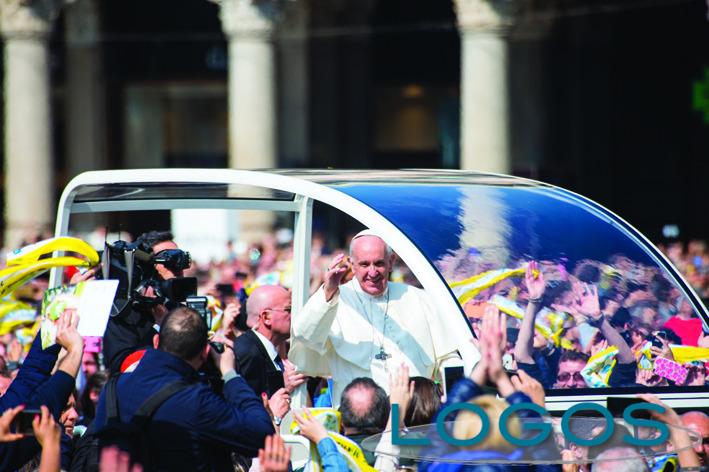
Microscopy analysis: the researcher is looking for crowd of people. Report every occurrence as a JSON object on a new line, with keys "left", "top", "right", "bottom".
{"left": 0, "top": 230, "right": 706, "bottom": 471}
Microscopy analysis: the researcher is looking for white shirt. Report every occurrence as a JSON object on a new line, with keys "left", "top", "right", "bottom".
{"left": 290, "top": 278, "right": 457, "bottom": 407}
{"left": 253, "top": 329, "right": 282, "bottom": 371}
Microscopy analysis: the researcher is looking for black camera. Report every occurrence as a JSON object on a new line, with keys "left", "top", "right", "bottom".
{"left": 97, "top": 240, "right": 197, "bottom": 317}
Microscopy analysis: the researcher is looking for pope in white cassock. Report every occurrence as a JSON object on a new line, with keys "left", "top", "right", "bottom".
{"left": 290, "top": 230, "right": 459, "bottom": 407}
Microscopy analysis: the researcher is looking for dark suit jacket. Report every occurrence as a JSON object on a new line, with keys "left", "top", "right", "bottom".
{"left": 234, "top": 330, "right": 283, "bottom": 397}
{"left": 94, "top": 349, "right": 274, "bottom": 471}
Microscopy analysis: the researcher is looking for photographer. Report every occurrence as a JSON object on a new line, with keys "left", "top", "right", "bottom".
{"left": 77, "top": 231, "right": 192, "bottom": 373}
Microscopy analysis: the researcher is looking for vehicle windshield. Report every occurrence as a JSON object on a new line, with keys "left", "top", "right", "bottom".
{"left": 333, "top": 181, "right": 709, "bottom": 392}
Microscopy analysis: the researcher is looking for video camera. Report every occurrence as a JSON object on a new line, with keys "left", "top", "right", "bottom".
{"left": 97, "top": 239, "right": 197, "bottom": 317}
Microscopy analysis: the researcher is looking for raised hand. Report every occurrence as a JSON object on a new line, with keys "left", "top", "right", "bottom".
{"left": 219, "top": 302, "right": 241, "bottom": 339}
{"left": 209, "top": 333, "right": 235, "bottom": 375}
{"left": 258, "top": 434, "right": 291, "bottom": 472}
{"left": 389, "top": 364, "right": 415, "bottom": 427}
{"left": 470, "top": 337, "right": 489, "bottom": 387}
{"left": 55, "top": 311, "right": 83, "bottom": 355}
{"left": 32, "top": 405, "right": 61, "bottom": 448}
{"left": 510, "top": 370, "right": 546, "bottom": 408}
{"left": 323, "top": 253, "right": 350, "bottom": 301}
{"left": 649, "top": 338, "right": 674, "bottom": 361}
{"left": 69, "top": 266, "right": 98, "bottom": 285}
{"left": 636, "top": 394, "right": 681, "bottom": 427}
{"left": 481, "top": 304, "right": 507, "bottom": 356}
{"left": 0, "top": 405, "right": 24, "bottom": 442}
{"left": 293, "top": 410, "right": 329, "bottom": 444}
{"left": 590, "top": 339, "right": 609, "bottom": 357}
{"left": 574, "top": 283, "right": 601, "bottom": 321}
{"left": 525, "top": 261, "right": 545, "bottom": 301}
{"left": 480, "top": 305, "right": 511, "bottom": 391}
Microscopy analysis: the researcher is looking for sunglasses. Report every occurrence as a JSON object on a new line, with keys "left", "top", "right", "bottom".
{"left": 557, "top": 372, "right": 584, "bottom": 383}
{"left": 153, "top": 249, "right": 192, "bottom": 271}
{"left": 266, "top": 307, "right": 292, "bottom": 314}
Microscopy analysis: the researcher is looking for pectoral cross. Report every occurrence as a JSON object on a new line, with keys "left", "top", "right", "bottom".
{"left": 375, "top": 347, "right": 391, "bottom": 361}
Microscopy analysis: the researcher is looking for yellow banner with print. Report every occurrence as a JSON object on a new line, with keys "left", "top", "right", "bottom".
{"left": 669, "top": 344, "right": 709, "bottom": 364}
{"left": 449, "top": 268, "right": 528, "bottom": 306}
{"left": 490, "top": 295, "right": 570, "bottom": 348}
{"left": 0, "top": 237, "right": 99, "bottom": 299}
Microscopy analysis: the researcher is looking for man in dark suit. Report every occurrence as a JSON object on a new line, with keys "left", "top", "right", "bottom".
{"left": 234, "top": 285, "right": 305, "bottom": 424}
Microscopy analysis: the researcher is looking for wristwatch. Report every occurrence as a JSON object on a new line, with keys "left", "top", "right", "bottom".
{"left": 273, "top": 415, "right": 282, "bottom": 427}
{"left": 587, "top": 314, "right": 605, "bottom": 328}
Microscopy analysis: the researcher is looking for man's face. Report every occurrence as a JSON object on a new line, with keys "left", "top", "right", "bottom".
{"left": 264, "top": 289, "right": 292, "bottom": 337}
{"left": 351, "top": 236, "right": 393, "bottom": 297}
{"left": 82, "top": 352, "right": 98, "bottom": 377}
{"left": 682, "top": 414, "right": 709, "bottom": 464}
{"left": 152, "top": 240, "right": 182, "bottom": 279}
{"left": 554, "top": 360, "right": 586, "bottom": 388}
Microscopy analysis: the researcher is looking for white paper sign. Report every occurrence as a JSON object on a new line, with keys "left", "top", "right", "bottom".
{"left": 76, "top": 280, "right": 119, "bottom": 337}
{"left": 41, "top": 280, "right": 119, "bottom": 348}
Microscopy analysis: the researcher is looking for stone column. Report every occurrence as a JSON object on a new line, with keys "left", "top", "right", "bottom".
{"left": 509, "top": 13, "right": 552, "bottom": 178}
{"left": 277, "top": 0, "right": 308, "bottom": 167}
{"left": 215, "top": 0, "right": 283, "bottom": 242}
{"left": 64, "top": 0, "right": 106, "bottom": 179}
{"left": 454, "top": 0, "right": 515, "bottom": 174}
{"left": 216, "top": 0, "right": 279, "bottom": 170}
{"left": 340, "top": 0, "right": 373, "bottom": 168}
{"left": 1, "top": 0, "right": 63, "bottom": 248}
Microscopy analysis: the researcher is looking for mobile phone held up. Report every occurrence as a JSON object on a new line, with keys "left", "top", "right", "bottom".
{"left": 13, "top": 409, "right": 40, "bottom": 436}
{"left": 186, "top": 296, "right": 210, "bottom": 328}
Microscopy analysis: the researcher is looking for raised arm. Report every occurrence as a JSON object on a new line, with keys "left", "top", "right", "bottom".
{"left": 514, "top": 262, "right": 545, "bottom": 364}
{"left": 322, "top": 253, "right": 350, "bottom": 302}
{"left": 577, "top": 284, "right": 633, "bottom": 364}
{"left": 200, "top": 338, "right": 275, "bottom": 457}
{"left": 638, "top": 394, "right": 701, "bottom": 470}
{"left": 291, "top": 254, "right": 348, "bottom": 353}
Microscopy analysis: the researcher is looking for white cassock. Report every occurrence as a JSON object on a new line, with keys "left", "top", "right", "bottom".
{"left": 290, "top": 278, "right": 458, "bottom": 407}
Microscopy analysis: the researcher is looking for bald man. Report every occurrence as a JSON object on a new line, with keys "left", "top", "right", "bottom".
{"left": 682, "top": 411, "right": 709, "bottom": 465}
{"left": 234, "top": 285, "right": 305, "bottom": 400}
{"left": 291, "top": 231, "right": 458, "bottom": 407}
{"left": 591, "top": 447, "right": 648, "bottom": 472}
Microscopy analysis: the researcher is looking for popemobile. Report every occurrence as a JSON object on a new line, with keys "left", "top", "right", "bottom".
{"left": 48, "top": 168, "right": 708, "bottom": 420}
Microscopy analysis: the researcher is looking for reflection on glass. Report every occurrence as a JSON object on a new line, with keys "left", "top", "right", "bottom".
{"left": 338, "top": 184, "right": 709, "bottom": 391}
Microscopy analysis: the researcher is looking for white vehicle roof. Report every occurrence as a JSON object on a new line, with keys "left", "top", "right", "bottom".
{"left": 53, "top": 168, "right": 709, "bottom": 411}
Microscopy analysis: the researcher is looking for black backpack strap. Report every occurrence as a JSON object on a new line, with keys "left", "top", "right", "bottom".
{"left": 131, "top": 380, "right": 192, "bottom": 426}
{"left": 104, "top": 375, "right": 121, "bottom": 421}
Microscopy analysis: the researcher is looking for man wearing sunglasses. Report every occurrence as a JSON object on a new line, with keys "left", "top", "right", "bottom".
{"left": 102, "top": 231, "right": 192, "bottom": 373}
{"left": 233, "top": 285, "right": 305, "bottom": 426}
{"left": 554, "top": 351, "right": 590, "bottom": 389}
{"left": 681, "top": 410, "right": 709, "bottom": 466}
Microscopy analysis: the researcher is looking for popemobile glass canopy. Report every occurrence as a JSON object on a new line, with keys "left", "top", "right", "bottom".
{"left": 51, "top": 169, "right": 709, "bottom": 411}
